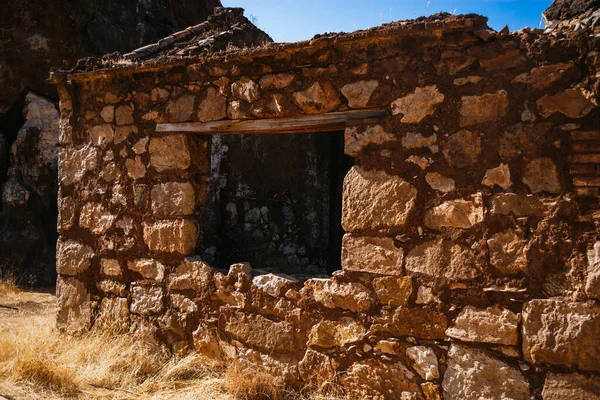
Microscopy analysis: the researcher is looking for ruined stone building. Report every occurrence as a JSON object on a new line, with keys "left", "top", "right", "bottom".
{"left": 51, "top": 3, "right": 600, "bottom": 399}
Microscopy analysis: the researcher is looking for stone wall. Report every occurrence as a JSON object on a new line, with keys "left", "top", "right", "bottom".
{"left": 54, "top": 13, "right": 600, "bottom": 399}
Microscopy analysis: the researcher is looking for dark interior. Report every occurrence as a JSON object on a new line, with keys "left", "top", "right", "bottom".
{"left": 203, "top": 130, "right": 351, "bottom": 275}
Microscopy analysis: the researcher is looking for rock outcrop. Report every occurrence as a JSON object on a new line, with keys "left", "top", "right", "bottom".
{"left": 0, "top": 0, "right": 221, "bottom": 283}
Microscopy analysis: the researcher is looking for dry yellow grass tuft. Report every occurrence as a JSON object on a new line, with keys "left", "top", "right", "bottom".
{"left": 0, "top": 284, "right": 346, "bottom": 400}
{"left": 0, "top": 278, "right": 19, "bottom": 296}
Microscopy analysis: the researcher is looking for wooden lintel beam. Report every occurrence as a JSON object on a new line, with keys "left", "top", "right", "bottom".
{"left": 155, "top": 108, "right": 388, "bottom": 135}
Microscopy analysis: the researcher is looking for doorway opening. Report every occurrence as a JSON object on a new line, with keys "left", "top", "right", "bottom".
{"left": 205, "top": 131, "right": 351, "bottom": 275}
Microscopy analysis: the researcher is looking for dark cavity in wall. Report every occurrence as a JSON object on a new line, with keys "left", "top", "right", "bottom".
{"left": 201, "top": 131, "right": 350, "bottom": 275}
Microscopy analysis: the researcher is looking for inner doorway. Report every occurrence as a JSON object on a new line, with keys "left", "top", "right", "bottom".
{"left": 207, "top": 131, "right": 351, "bottom": 275}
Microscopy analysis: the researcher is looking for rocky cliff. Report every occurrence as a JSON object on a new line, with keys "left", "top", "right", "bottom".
{"left": 0, "top": 0, "right": 221, "bottom": 285}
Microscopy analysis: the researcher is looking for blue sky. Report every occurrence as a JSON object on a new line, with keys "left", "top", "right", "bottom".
{"left": 222, "top": 0, "right": 553, "bottom": 43}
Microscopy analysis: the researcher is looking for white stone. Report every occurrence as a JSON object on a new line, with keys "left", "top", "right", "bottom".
{"left": 406, "top": 346, "right": 440, "bottom": 380}
{"left": 253, "top": 273, "right": 298, "bottom": 297}
{"left": 445, "top": 305, "right": 520, "bottom": 345}
{"left": 128, "top": 259, "right": 165, "bottom": 281}
{"left": 391, "top": 85, "right": 445, "bottom": 123}
{"left": 442, "top": 344, "right": 530, "bottom": 400}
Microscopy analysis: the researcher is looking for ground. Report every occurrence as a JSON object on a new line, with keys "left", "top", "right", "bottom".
{"left": 0, "top": 282, "right": 331, "bottom": 400}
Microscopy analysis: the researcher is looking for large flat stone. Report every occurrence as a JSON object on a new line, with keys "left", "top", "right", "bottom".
{"left": 169, "top": 256, "right": 213, "bottom": 291}
{"left": 341, "top": 359, "right": 423, "bottom": 400}
{"left": 231, "top": 77, "right": 261, "bottom": 103}
{"left": 79, "top": 202, "right": 116, "bottom": 235}
{"left": 406, "top": 346, "right": 439, "bottom": 381}
{"left": 130, "top": 283, "right": 164, "bottom": 315}
{"left": 58, "top": 144, "right": 98, "bottom": 186}
{"left": 151, "top": 182, "right": 196, "bottom": 218}
{"left": 405, "top": 239, "right": 478, "bottom": 282}
{"left": 342, "top": 166, "right": 417, "bottom": 232}
{"left": 143, "top": 219, "right": 199, "bottom": 254}
{"left": 344, "top": 124, "right": 395, "bottom": 157}
{"left": 460, "top": 90, "right": 508, "bottom": 127}
{"left": 537, "top": 89, "right": 595, "bottom": 118}
{"left": 490, "top": 193, "right": 547, "bottom": 217}
{"left": 252, "top": 273, "right": 298, "bottom": 297}
{"left": 259, "top": 73, "right": 295, "bottom": 89}
{"left": 424, "top": 195, "right": 484, "bottom": 230}
{"left": 308, "top": 318, "right": 366, "bottom": 348}
{"left": 165, "top": 94, "right": 195, "bottom": 122}
{"left": 149, "top": 135, "right": 191, "bottom": 172}
{"left": 522, "top": 157, "right": 561, "bottom": 194}
{"left": 304, "top": 278, "right": 375, "bottom": 313}
{"left": 522, "top": 299, "right": 600, "bottom": 372}
{"left": 487, "top": 229, "right": 528, "bottom": 275}
{"left": 341, "top": 80, "right": 379, "bottom": 108}
{"left": 127, "top": 259, "right": 165, "bottom": 281}
{"left": 371, "top": 307, "right": 448, "bottom": 339}
{"left": 586, "top": 241, "right": 600, "bottom": 299}
{"left": 512, "top": 63, "right": 573, "bottom": 90}
{"left": 391, "top": 85, "right": 445, "bottom": 123}
{"left": 225, "top": 311, "right": 296, "bottom": 353}
{"left": 542, "top": 373, "right": 600, "bottom": 400}
{"left": 372, "top": 276, "right": 413, "bottom": 307}
{"left": 56, "top": 239, "right": 94, "bottom": 276}
{"left": 293, "top": 80, "right": 341, "bottom": 114}
{"left": 442, "top": 344, "right": 530, "bottom": 400}
{"left": 445, "top": 305, "right": 520, "bottom": 345}
{"left": 341, "top": 234, "right": 404, "bottom": 275}
{"left": 197, "top": 86, "right": 226, "bottom": 122}
{"left": 482, "top": 163, "right": 512, "bottom": 189}
{"left": 56, "top": 276, "right": 92, "bottom": 333}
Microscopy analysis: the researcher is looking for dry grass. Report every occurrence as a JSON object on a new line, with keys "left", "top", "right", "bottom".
{"left": 0, "top": 278, "right": 19, "bottom": 296}
{"left": 0, "top": 283, "right": 346, "bottom": 400}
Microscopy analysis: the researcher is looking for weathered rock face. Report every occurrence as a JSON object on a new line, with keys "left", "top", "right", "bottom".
{"left": 522, "top": 299, "right": 600, "bottom": 372}
{"left": 0, "top": 0, "right": 221, "bottom": 283}
{"left": 442, "top": 344, "right": 530, "bottom": 400}
{"left": 0, "top": 0, "right": 222, "bottom": 128}
{"left": 0, "top": 93, "right": 60, "bottom": 284}
{"left": 543, "top": 0, "right": 600, "bottom": 23}
{"left": 10, "top": 93, "right": 59, "bottom": 199}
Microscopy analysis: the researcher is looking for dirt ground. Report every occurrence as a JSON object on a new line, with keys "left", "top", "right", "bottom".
{"left": 0, "top": 287, "right": 56, "bottom": 332}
